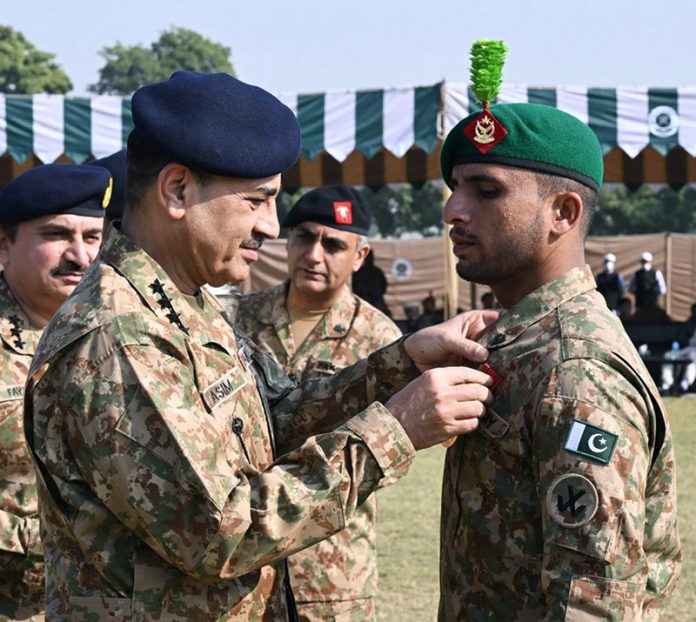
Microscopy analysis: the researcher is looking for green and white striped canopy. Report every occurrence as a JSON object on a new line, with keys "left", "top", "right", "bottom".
{"left": 1, "top": 82, "right": 695, "bottom": 165}
{"left": 445, "top": 83, "right": 696, "bottom": 157}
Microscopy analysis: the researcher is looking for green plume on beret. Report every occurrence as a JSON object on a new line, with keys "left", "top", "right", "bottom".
{"left": 470, "top": 39, "right": 508, "bottom": 106}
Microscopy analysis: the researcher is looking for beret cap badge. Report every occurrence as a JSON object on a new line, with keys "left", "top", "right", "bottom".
{"left": 333, "top": 201, "right": 353, "bottom": 225}
{"left": 102, "top": 177, "right": 113, "bottom": 209}
{"left": 464, "top": 40, "right": 509, "bottom": 155}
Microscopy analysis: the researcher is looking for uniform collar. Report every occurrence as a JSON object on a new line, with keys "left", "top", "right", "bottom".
{"left": 314, "top": 285, "right": 357, "bottom": 339}
{"left": 100, "top": 225, "right": 232, "bottom": 345}
{"left": 260, "top": 281, "right": 357, "bottom": 339}
{"left": 0, "top": 274, "right": 43, "bottom": 355}
{"left": 480, "top": 265, "right": 596, "bottom": 350}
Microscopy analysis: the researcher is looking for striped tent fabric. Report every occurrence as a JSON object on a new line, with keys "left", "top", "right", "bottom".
{"left": 445, "top": 83, "right": 696, "bottom": 158}
{"left": 0, "top": 95, "right": 133, "bottom": 165}
{"left": 3, "top": 82, "right": 696, "bottom": 188}
{"left": 0, "top": 85, "right": 439, "bottom": 165}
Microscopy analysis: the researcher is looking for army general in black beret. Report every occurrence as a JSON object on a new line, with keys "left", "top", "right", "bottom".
{"left": 129, "top": 71, "right": 300, "bottom": 179}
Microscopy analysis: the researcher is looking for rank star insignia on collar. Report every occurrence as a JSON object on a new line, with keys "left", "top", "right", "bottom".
{"left": 463, "top": 107, "right": 508, "bottom": 155}
{"left": 7, "top": 314, "right": 25, "bottom": 349}
{"left": 149, "top": 279, "right": 189, "bottom": 335}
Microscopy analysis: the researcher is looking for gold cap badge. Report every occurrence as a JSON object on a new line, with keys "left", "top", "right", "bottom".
{"left": 102, "top": 176, "right": 113, "bottom": 209}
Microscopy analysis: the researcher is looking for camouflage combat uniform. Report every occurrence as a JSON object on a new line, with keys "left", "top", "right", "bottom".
{"left": 236, "top": 281, "right": 403, "bottom": 621}
{"left": 440, "top": 266, "right": 681, "bottom": 621}
{"left": 24, "top": 227, "right": 419, "bottom": 622}
{"left": 0, "top": 276, "right": 44, "bottom": 621}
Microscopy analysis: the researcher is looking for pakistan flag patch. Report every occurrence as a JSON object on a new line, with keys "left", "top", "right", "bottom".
{"left": 564, "top": 419, "right": 618, "bottom": 465}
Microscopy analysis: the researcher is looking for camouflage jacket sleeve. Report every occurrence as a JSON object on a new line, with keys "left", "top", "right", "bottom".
{"left": 268, "top": 337, "right": 420, "bottom": 453}
{"left": 532, "top": 358, "right": 679, "bottom": 620}
{"left": 36, "top": 334, "right": 415, "bottom": 582}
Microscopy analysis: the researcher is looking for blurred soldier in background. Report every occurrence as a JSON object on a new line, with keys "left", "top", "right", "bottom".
{"left": 0, "top": 164, "right": 107, "bottom": 620}
{"left": 236, "top": 185, "right": 401, "bottom": 621}
{"left": 629, "top": 251, "right": 666, "bottom": 311}
{"left": 594, "top": 252, "right": 624, "bottom": 311}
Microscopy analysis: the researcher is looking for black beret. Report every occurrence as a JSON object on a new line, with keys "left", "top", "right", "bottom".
{"left": 283, "top": 185, "right": 372, "bottom": 235}
{"left": 88, "top": 150, "right": 126, "bottom": 221}
{"left": 0, "top": 164, "right": 110, "bottom": 223}
{"left": 130, "top": 71, "right": 300, "bottom": 178}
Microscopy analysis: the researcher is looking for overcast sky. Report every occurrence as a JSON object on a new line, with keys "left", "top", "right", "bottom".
{"left": 3, "top": 0, "right": 695, "bottom": 96}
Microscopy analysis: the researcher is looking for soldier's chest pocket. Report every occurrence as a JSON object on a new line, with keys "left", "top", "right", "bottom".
{"left": 188, "top": 342, "right": 257, "bottom": 462}
{"left": 478, "top": 397, "right": 530, "bottom": 462}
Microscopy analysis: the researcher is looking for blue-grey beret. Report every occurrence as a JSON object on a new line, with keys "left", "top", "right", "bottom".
{"left": 0, "top": 164, "right": 110, "bottom": 223}
{"left": 88, "top": 150, "right": 126, "bottom": 220}
{"left": 283, "top": 185, "right": 372, "bottom": 235}
{"left": 130, "top": 71, "right": 300, "bottom": 178}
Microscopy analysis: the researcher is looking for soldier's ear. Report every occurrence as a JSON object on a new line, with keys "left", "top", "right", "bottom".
{"left": 549, "top": 191, "right": 583, "bottom": 237}
{"left": 156, "top": 164, "right": 194, "bottom": 221}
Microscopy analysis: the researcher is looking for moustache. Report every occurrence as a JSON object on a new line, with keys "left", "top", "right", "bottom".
{"left": 449, "top": 227, "right": 480, "bottom": 244}
{"left": 239, "top": 234, "right": 265, "bottom": 251}
{"left": 51, "top": 261, "right": 85, "bottom": 277}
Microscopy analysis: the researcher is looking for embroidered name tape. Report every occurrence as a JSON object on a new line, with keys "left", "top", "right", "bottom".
{"left": 0, "top": 384, "right": 23, "bottom": 402}
{"left": 202, "top": 368, "right": 247, "bottom": 411}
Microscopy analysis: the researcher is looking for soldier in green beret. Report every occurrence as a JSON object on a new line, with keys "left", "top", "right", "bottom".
{"left": 438, "top": 41, "right": 680, "bottom": 620}
{"left": 0, "top": 163, "right": 108, "bottom": 621}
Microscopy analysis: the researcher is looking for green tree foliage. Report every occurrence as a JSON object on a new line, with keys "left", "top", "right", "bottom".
{"left": 592, "top": 185, "right": 696, "bottom": 235}
{"left": 0, "top": 25, "right": 72, "bottom": 94}
{"left": 363, "top": 183, "right": 445, "bottom": 237}
{"left": 90, "top": 27, "right": 235, "bottom": 95}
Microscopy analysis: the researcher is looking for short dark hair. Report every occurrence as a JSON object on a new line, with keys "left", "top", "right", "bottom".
{"left": 534, "top": 172, "right": 598, "bottom": 237}
{"left": 0, "top": 222, "right": 19, "bottom": 242}
{"left": 126, "top": 131, "right": 211, "bottom": 212}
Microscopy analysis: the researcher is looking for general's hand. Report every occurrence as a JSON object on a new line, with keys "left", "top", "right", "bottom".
{"left": 385, "top": 366, "right": 493, "bottom": 450}
{"left": 403, "top": 309, "right": 501, "bottom": 372}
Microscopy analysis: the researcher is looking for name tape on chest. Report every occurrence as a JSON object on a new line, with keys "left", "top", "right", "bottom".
{"left": 202, "top": 368, "right": 248, "bottom": 411}
{"left": 564, "top": 419, "right": 618, "bottom": 465}
{"left": 0, "top": 384, "right": 24, "bottom": 402}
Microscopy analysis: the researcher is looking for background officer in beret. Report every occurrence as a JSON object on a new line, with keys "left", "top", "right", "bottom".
{"left": 0, "top": 163, "right": 107, "bottom": 621}
{"left": 24, "top": 71, "right": 497, "bottom": 621}
{"left": 236, "top": 185, "right": 402, "bottom": 621}
{"left": 88, "top": 149, "right": 127, "bottom": 229}
{"left": 438, "top": 53, "right": 680, "bottom": 618}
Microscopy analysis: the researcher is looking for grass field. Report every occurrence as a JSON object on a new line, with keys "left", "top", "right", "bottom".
{"left": 375, "top": 397, "right": 695, "bottom": 621}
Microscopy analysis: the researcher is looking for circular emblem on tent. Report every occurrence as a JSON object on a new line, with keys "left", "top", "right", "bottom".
{"left": 648, "top": 105, "right": 679, "bottom": 138}
{"left": 391, "top": 258, "right": 413, "bottom": 281}
{"left": 546, "top": 473, "right": 599, "bottom": 528}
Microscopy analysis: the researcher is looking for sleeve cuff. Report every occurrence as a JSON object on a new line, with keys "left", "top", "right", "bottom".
{"left": 344, "top": 401, "right": 416, "bottom": 482}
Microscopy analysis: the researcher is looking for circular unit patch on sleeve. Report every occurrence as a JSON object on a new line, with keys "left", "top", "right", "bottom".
{"left": 546, "top": 473, "right": 599, "bottom": 528}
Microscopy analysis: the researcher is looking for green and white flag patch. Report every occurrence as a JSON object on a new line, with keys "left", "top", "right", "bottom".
{"left": 564, "top": 419, "right": 618, "bottom": 464}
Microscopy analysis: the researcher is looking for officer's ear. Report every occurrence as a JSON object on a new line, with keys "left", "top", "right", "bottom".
{"left": 549, "top": 191, "right": 583, "bottom": 237}
{"left": 352, "top": 240, "right": 370, "bottom": 272}
{"left": 156, "top": 164, "right": 194, "bottom": 221}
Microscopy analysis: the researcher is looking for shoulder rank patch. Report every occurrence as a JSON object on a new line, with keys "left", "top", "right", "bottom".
{"left": 564, "top": 419, "right": 617, "bottom": 465}
{"left": 547, "top": 473, "right": 599, "bottom": 528}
